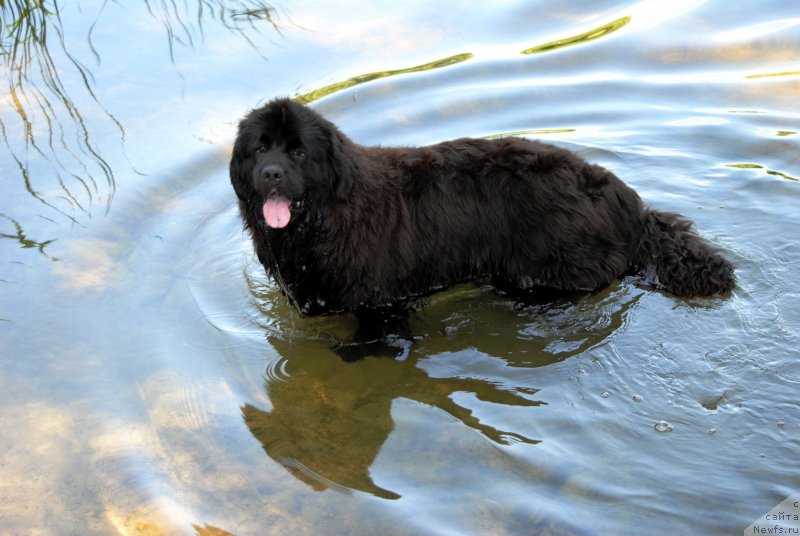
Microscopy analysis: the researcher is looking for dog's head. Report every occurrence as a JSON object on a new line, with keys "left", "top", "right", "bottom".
{"left": 230, "top": 99, "right": 354, "bottom": 229}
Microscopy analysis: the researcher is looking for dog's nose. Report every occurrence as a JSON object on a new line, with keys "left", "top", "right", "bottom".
{"left": 260, "top": 164, "right": 285, "bottom": 181}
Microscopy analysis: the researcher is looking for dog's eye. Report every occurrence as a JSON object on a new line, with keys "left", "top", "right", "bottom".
{"left": 255, "top": 145, "right": 267, "bottom": 154}
{"left": 289, "top": 149, "right": 306, "bottom": 158}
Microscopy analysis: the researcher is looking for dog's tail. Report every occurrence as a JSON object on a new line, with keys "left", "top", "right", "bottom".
{"left": 634, "top": 210, "right": 735, "bottom": 296}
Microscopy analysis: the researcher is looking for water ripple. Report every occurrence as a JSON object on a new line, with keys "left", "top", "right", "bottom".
{"left": 713, "top": 17, "right": 800, "bottom": 42}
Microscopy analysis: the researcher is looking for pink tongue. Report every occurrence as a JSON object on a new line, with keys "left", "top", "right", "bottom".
{"left": 263, "top": 196, "right": 291, "bottom": 228}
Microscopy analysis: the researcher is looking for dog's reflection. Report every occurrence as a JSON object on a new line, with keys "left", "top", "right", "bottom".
{"left": 243, "top": 335, "right": 542, "bottom": 500}
{"left": 243, "top": 281, "right": 644, "bottom": 499}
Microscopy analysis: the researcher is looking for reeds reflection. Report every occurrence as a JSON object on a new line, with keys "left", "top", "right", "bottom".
{"left": 0, "top": 1, "right": 280, "bottom": 230}
{"left": 2, "top": 1, "right": 120, "bottom": 224}
{"left": 139, "top": 0, "right": 283, "bottom": 62}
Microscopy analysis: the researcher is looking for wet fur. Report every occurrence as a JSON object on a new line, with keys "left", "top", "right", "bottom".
{"left": 230, "top": 98, "right": 735, "bottom": 315}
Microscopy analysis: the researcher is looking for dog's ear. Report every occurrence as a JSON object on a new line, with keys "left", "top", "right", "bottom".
{"left": 229, "top": 145, "right": 251, "bottom": 201}
{"left": 330, "top": 131, "right": 355, "bottom": 201}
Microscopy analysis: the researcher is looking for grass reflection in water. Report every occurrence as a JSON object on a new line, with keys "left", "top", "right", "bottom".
{"left": 295, "top": 52, "right": 475, "bottom": 105}
{"left": 0, "top": 0, "right": 280, "bottom": 226}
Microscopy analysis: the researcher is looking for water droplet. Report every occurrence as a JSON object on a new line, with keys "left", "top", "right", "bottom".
{"left": 632, "top": 395, "right": 643, "bottom": 403}
{"left": 654, "top": 420, "right": 673, "bottom": 433}
{"left": 601, "top": 391, "right": 610, "bottom": 398}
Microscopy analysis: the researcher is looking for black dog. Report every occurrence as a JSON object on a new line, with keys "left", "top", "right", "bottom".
{"left": 230, "top": 98, "right": 734, "bottom": 316}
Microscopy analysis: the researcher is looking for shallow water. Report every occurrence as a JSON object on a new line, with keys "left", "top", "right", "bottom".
{"left": 1, "top": 1, "right": 799, "bottom": 534}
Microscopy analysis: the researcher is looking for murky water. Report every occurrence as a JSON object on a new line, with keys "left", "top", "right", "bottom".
{"left": 1, "top": 1, "right": 799, "bottom": 534}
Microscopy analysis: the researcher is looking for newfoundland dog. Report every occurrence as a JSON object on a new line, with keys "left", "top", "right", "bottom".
{"left": 230, "top": 98, "right": 734, "bottom": 316}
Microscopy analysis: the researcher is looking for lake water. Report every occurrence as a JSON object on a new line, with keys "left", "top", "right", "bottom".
{"left": 1, "top": 1, "right": 798, "bottom": 534}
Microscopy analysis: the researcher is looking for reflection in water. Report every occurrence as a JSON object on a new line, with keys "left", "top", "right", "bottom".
{"left": 520, "top": 15, "right": 631, "bottom": 55}
{"left": 140, "top": 1, "right": 283, "bottom": 62}
{"left": 745, "top": 70, "right": 800, "bottom": 79}
{"left": 726, "top": 163, "right": 798, "bottom": 182}
{"left": 0, "top": 213, "right": 57, "bottom": 260}
{"left": 243, "top": 282, "right": 642, "bottom": 499}
{"left": 243, "top": 337, "right": 542, "bottom": 500}
{"left": 289, "top": 0, "right": 713, "bottom": 107}
{"left": 295, "top": 52, "right": 474, "bottom": 104}
{"left": 1, "top": 1, "right": 119, "bottom": 222}
{"left": 483, "top": 128, "right": 577, "bottom": 139}
{"left": 0, "top": 1, "right": 279, "bottom": 225}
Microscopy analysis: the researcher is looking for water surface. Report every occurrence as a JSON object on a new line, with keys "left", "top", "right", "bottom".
{"left": 1, "top": 1, "right": 799, "bottom": 534}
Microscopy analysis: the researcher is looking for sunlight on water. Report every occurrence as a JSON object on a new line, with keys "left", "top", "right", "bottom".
{"left": 621, "top": 0, "right": 706, "bottom": 31}
{"left": 713, "top": 17, "right": 800, "bottom": 43}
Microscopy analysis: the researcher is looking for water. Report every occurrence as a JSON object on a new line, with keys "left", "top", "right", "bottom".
{"left": 1, "top": 1, "right": 798, "bottom": 534}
